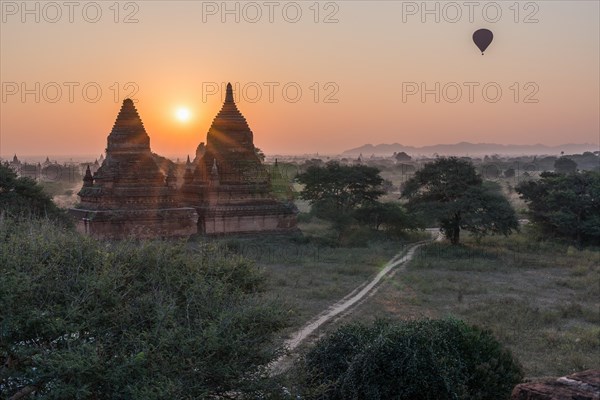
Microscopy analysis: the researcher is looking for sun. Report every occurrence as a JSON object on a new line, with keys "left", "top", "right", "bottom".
{"left": 175, "top": 107, "right": 191, "bottom": 122}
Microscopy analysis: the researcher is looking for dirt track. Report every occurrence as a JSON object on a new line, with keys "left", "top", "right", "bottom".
{"left": 271, "top": 230, "right": 439, "bottom": 375}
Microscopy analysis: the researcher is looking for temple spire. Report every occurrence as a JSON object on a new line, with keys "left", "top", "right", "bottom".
{"left": 111, "top": 98, "right": 146, "bottom": 136}
{"left": 184, "top": 156, "right": 194, "bottom": 184}
{"left": 225, "top": 82, "right": 234, "bottom": 103}
{"left": 83, "top": 165, "right": 94, "bottom": 187}
{"left": 106, "top": 98, "right": 150, "bottom": 153}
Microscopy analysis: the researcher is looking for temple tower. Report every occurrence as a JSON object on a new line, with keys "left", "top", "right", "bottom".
{"left": 183, "top": 83, "right": 297, "bottom": 234}
{"left": 70, "top": 99, "right": 198, "bottom": 239}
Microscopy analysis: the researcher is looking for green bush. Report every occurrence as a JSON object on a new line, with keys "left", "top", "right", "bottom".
{"left": 516, "top": 171, "right": 600, "bottom": 246}
{"left": 0, "top": 217, "right": 289, "bottom": 399}
{"left": 0, "top": 163, "right": 71, "bottom": 226}
{"left": 299, "top": 319, "right": 523, "bottom": 400}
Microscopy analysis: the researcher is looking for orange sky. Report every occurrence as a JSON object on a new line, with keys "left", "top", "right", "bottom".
{"left": 1, "top": 1, "right": 599, "bottom": 158}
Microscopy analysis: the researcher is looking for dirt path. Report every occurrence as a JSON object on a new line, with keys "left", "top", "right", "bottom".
{"left": 271, "top": 231, "right": 439, "bottom": 374}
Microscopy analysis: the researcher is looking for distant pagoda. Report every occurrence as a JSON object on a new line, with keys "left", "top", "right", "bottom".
{"left": 71, "top": 99, "right": 198, "bottom": 238}
{"left": 71, "top": 84, "right": 296, "bottom": 239}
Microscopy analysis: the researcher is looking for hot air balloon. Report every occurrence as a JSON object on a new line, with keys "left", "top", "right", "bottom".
{"left": 473, "top": 29, "right": 493, "bottom": 55}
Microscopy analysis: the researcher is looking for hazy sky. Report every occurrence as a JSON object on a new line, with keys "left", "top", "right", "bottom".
{"left": 1, "top": 0, "right": 599, "bottom": 157}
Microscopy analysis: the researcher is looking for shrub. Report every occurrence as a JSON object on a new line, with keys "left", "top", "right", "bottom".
{"left": 299, "top": 319, "right": 523, "bottom": 400}
{"left": 0, "top": 163, "right": 71, "bottom": 226}
{"left": 0, "top": 217, "right": 289, "bottom": 399}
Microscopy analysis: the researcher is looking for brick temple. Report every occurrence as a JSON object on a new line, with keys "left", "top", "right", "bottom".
{"left": 70, "top": 83, "right": 297, "bottom": 238}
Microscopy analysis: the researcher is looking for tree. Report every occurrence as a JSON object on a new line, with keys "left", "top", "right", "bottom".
{"left": 0, "top": 163, "right": 67, "bottom": 223}
{"left": 0, "top": 218, "right": 289, "bottom": 399}
{"left": 354, "top": 202, "right": 418, "bottom": 235}
{"left": 296, "top": 163, "right": 421, "bottom": 240}
{"left": 402, "top": 157, "right": 518, "bottom": 244}
{"left": 516, "top": 171, "right": 600, "bottom": 246}
{"left": 394, "top": 151, "right": 412, "bottom": 162}
{"left": 554, "top": 157, "right": 577, "bottom": 174}
{"left": 481, "top": 163, "right": 500, "bottom": 179}
{"left": 296, "top": 161, "right": 384, "bottom": 215}
{"left": 299, "top": 319, "right": 523, "bottom": 400}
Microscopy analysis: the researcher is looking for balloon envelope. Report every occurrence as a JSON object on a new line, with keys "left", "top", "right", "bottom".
{"left": 473, "top": 29, "right": 494, "bottom": 54}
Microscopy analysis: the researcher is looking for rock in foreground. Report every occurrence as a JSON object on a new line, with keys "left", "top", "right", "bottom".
{"left": 512, "top": 370, "right": 600, "bottom": 400}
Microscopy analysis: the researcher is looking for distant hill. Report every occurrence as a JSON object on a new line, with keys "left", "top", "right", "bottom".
{"left": 342, "top": 142, "right": 598, "bottom": 156}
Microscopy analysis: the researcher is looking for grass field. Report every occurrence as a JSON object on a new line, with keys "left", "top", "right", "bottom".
{"left": 211, "top": 230, "right": 409, "bottom": 338}
{"left": 345, "top": 231, "right": 600, "bottom": 378}
{"left": 196, "top": 197, "right": 598, "bottom": 379}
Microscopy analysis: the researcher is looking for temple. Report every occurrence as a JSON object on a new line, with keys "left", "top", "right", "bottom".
{"left": 182, "top": 83, "right": 297, "bottom": 234}
{"left": 70, "top": 99, "right": 198, "bottom": 239}
{"left": 70, "top": 84, "right": 297, "bottom": 238}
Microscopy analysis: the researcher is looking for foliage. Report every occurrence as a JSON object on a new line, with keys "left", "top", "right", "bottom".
{"left": 354, "top": 202, "right": 419, "bottom": 236}
{"left": 402, "top": 157, "right": 518, "bottom": 244}
{"left": 0, "top": 163, "right": 69, "bottom": 225}
{"left": 516, "top": 171, "right": 600, "bottom": 246}
{"left": 0, "top": 218, "right": 289, "bottom": 399}
{"left": 553, "top": 157, "right": 577, "bottom": 174}
{"left": 296, "top": 161, "right": 384, "bottom": 215}
{"left": 298, "top": 319, "right": 523, "bottom": 400}
{"left": 394, "top": 151, "right": 412, "bottom": 162}
{"left": 297, "top": 162, "right": 420, "bottom": 240}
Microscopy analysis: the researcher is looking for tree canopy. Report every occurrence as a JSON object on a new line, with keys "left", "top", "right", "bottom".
{"left": 0, "top": 218, "right": 289, "bottom": 399}
{"left": 394, "top": 151, "right": 412, "bottom": 162}
{"left": 0, "top": 163, "right": 67, "bottom": 223}
{"left": 516, "top": 171, "right": 600, "bottom": 246}
{"left": 296, "top": 162, "right": 418, "bottom": 239}
{"left": 553, "top": 157, "right": 577, "bottom": 174}
{"left": 402, "top": 157, "right": 518, "bottom": 244}
{"left": 354, "top": 201, "right": 417, "bottom": 235}
{"left": 297, "top": 161, "right": 384, "bottom": 214}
